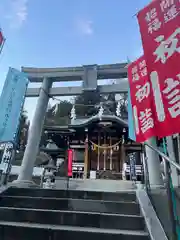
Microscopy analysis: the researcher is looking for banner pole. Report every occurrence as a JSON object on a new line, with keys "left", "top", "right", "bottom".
{"left": 0, "top": 38, "right": 5, "bottom": 56}
{"left": 162, "top": 138, "right": 178, "bottom": 240}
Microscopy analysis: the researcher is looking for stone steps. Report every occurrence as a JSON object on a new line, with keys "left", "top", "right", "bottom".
{"left": 0, "top": 207, "right": 145, "bottom": 231}
{"left": 0, "top": 221, "right": 149, "bottom": 240}
{"left": 0, "top": 196, "right": 140, "bottom": 215}
{"left": 0, "top": 187, "right": 150, "bottom": 239}
{"left": 2, "top": 187, "right": 137, "bottom": 201}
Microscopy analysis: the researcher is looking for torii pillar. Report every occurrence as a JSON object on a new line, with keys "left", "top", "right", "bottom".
{"left": 13, "top": 78, "right": 52, "bottom": 186}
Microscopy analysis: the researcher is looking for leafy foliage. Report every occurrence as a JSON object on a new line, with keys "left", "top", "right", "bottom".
{"left": 45, "top": 100, "right": 72, "bottom": 126}
{"left": 75, "top": 90, "right": 102, "bottom": 117}
{"left": 44, "top": 91, "right": 128, "bottom": 126}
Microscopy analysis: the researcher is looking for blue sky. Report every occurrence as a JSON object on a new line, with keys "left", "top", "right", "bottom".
{"left": 0, "top": 0, "right": 151, "bottom": 121}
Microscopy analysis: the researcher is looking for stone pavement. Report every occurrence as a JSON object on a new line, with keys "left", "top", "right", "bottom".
{"left": 55, "top": 179, "right": 141, "bottom": 192}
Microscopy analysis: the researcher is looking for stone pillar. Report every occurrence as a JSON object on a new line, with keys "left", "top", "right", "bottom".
{"left": 166, "top": 136, "right": 179, "bottom": 187}
{"left": 145, "top": 137, "right": 163, "bottom": 187}
{"left": 14, "top": 78, "right": 52, "bottom": 186}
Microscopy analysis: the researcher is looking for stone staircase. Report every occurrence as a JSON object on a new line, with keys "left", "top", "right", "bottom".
{"left": 0, "top": 187, "right": 150, "bottom": 239}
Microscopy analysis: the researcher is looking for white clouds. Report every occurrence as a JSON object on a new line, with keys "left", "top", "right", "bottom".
{"left": 75, "top": 18, "right": 94, "bottom": 36}
{"left": 5, "top": 0, "right": 28, "bottom": 29}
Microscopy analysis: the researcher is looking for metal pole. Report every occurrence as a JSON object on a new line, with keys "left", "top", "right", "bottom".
{"left": 142, "top": 144, "right": 150, "bottom": 190}
{"left": 0, "top": 38, "right": 6, "bottom": 55}
{"left": 144, "top": 156, "right": 150, "bottom": 190}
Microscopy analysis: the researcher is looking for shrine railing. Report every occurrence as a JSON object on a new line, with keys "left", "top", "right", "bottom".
{"left": 143, "top": 142, "right": 180, "bottom": 240}
{"left": 144, "top": 143, "right": 180, "bottom": 171}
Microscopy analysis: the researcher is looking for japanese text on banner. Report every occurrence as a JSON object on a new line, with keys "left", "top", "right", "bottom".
{"left": 128, "top": 56, "right": 156, "bottom": 142}
{"left": 137, "top": 0, "right": 180, "bottom": 138}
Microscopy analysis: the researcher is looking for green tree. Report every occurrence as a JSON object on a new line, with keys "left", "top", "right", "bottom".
{"left": 44, "top": 103, "right": 56, "bottom": 125}
{"left": 75, "top": 90, "right": 103, "bottom": 117}
{"left": 44, "top": 90, "right": 128, "bottom": 127}
{"left": 45, "top": 100, "right": 72, "bottom": 126}
{"left": 53, "top": 100, "right": 72, "bottom": 125}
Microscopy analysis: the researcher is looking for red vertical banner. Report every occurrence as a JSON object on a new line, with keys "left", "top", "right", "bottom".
{"left": 137, "top": 0, "right": 180, "bottom": 138}
{"left": 67, "top": 149, "right": 73, "bottom": 177}
{"left": 128, "top": 56, "right": 156, "bottom": 142}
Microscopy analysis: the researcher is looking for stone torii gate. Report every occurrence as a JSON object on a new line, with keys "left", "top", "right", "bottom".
{"left": 13, "top": 63, "right": 163, "bottom": 187}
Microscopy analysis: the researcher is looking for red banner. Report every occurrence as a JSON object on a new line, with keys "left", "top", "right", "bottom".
{"left": 128, "top": 56, "right": 156, "bottom": 142}
{"left": 67, "top": 149, "right": 73, "bottom": 177}
{"left": 137, "top": 0, "right": 180, "bottom": 138}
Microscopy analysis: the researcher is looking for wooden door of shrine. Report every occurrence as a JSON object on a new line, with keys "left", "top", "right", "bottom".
{"left": 90, "top": 130, "right": 122, "bottom": 173}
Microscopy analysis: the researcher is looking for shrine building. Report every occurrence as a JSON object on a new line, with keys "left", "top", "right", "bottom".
{"left": 43, "top": 111, "right": 142, "bottom": 180}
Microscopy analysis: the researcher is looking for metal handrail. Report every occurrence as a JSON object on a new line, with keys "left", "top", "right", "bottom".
{"left": 144, "top": 142, "right": 180, "bottom": 171}
{"left": 144, "top": 142, "right": 180, "bottom": 240}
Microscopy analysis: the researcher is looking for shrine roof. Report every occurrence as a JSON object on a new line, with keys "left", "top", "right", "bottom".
{"left": 70, "top": 115, "right": 128, "bottom": 128}
{"left": 44, "top": 115, "right": 128, "bottom": 133}
{"left": 44, "top": 125, "right": 74, "bottom": 132}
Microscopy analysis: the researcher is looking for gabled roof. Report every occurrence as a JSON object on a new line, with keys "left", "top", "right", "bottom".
{"left": 70, "top": 114, "right": 128, "bottom": 128}
{"left": 44, "top": 114, "right": 128, "bottom": 132}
